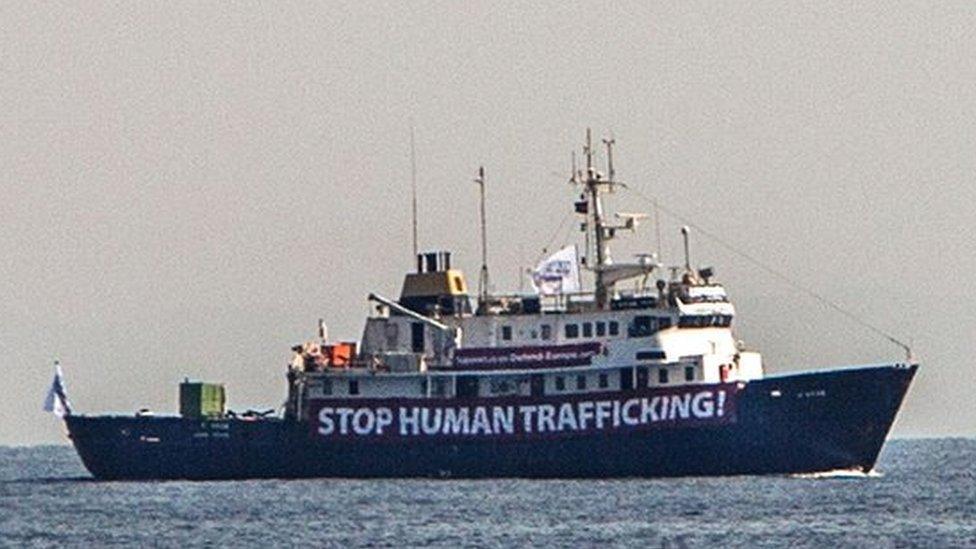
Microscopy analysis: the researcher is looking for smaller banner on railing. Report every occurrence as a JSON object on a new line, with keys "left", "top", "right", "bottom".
{"left": 453, "top": 343, "right": 602, "bottom": 370}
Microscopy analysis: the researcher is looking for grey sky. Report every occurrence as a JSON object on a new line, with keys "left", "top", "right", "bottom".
{"left": 2, "top": 2, "right": 973, "bottom": 445}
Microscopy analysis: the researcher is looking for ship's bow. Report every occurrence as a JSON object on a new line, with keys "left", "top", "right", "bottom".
{"left": 743, "top": 362, "right": 918, "bottom": 473}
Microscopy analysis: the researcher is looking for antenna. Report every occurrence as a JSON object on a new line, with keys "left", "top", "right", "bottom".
{"left": 654, "top": 196, "right": 663, "bottom": 262}
{"left": 410, "top": 124, "right": 419, "bottom": 259}
{"left": 603, "top": 134, "right": 615, "bottom": 183}
{"left": 474, "top": 166, "right": 490, "bottom": 308}
{"left": 681, "top": 226, "right": 691, "bottom": 271}
{"left": 570, "top": 151, "right": 578, "bottom": 184}
{"left": 585, "top": 128, "right": 594, "bottom": 177}
{"left": 647, "top": 130, "right": 663, "bottom": 263}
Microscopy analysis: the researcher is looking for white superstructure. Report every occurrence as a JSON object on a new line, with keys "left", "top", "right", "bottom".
{"left": 285, "top": 132, "right": 764, "bottom": 419}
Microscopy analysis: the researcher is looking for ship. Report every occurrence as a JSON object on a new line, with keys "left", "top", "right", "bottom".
{"left": 56, "top": 131, "right": 917, "bottom": 480}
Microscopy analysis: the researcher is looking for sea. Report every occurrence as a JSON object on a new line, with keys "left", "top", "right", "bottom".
{"left": 0, "top": 438, "right": 973, "bottom": 548}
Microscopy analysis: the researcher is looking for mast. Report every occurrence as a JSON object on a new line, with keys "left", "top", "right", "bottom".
{"left": 474, "top": 166, "right": 489, "bottom": 308}
{"left": 410, "top": 125, "right": 419, "bottom": 259}
{"left": 572, "top": 151, "right": 589, "bottom": 270}
{"left": 681, "top": 225, "right": 691, "bottom": 271}
{"left": 584, "top": 129, "right": 614, "bottom": 308}
{"left": 574, "top": 129, "right": 653, "bottom": 309}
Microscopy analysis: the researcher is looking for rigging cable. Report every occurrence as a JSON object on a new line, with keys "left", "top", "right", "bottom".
{"left": 622, "top": 186, "right": 914, "bottom": 362}
{"left": 536, "top": 209, "right": 576, "bottom": 263}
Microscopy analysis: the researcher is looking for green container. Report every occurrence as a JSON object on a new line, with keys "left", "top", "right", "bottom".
{"left": 180, "top": 381, "right": 226, "bottom": 419}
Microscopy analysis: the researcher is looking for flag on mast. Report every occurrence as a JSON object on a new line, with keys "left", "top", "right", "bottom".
{"left": 43, "top": 361, "right": 72, "bottom": 418}
{"left": 531, "top": 245, "right": 581, "bottom": 296}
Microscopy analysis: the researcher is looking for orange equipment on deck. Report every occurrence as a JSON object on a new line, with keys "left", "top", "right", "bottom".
{"left": 324, "top": 342, "right": 357, "bottom": 368}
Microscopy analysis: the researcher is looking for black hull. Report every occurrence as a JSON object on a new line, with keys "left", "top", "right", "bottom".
{"left": 65, "top": 364, "right": 916, "bottom": 480}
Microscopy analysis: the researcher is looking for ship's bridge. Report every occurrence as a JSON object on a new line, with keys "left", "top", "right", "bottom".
{"left": 680, "top": 284, "right": 729, "bottom": 304}
{"left": 672, "top": 281, "right": 736, "bottom": 323}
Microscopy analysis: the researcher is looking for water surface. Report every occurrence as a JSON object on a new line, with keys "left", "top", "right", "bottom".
{"left": 0, "top": 439, "right": 973, "bottom": 547}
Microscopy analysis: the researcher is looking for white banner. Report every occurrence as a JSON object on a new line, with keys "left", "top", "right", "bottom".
{"left": 531, "top": 245, "right": 581, "bottom": 296}
{"left": 310, "top": 385, "right": 736, "bottom": 438}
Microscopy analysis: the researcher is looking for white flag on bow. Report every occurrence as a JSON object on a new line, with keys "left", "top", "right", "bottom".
{"left": 43, "top": 362, "right": 72, "bottom": 418}
{"left": 531, "top": 245, "right": 581, "bottom": 296}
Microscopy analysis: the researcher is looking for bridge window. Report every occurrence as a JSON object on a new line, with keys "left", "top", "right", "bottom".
{"left": 598, "top": 373, "right": 609, "bottom": 388}
{"left": 457, "top": 376, "right": 479, "bottom": 398}
{"left": 431, "top": 378, "right": 448, "bottom": 397}
{"left": 555, "top": 376, "right": 566, "bottom": 391}
{"left": 596, "top": 321, "right": 606, "bottom": 336}
{"left": 541, "top": 324, "right": 552, "bottom": 340}
{"left": 658, "top": 368, "right": 669, "bottom": 384}
{"left": 608, "top": 321, "right": 619, "bottom": 336}
{"left": 565, "top": 324, "right": 579, "bottom": 339}
{"left": 501, "top": 325, "right": 513, "bottom": 341}
{"left": 576, "top": 375, "right": 586, "bottom": 390}
{"left": 489, "top": 377, "right": 518, "bottom": 395}
{"left": 685, "top": 366, "right": 695, "bottom": 382}
{"left": 636, "top": 367, "right": 649, "bottom": 388}
{"left": 411, "top": 322, "right": 425, "bottom": 353}
{"left": 629, "top": 316, "right": 655, "bottom": 337}
{"left": 679, "top": 315, "right": 731, "bottom": 329}
{"left": 636, "top": 350, "right": 666, "bottom": 361}
{"left": 349, "top": 379, "right": 360, "bottom": 395}
{"left": 620, "top": 367, "right": 634, "bottom": 390}
{"left": 582, "top": 322, "right": 593, "bottom": 337}
{"left": 679, "top": 316, "right": 701, "bottom": 328}
{"left": 531, "top": 375, "right": 545, "bottom": 397}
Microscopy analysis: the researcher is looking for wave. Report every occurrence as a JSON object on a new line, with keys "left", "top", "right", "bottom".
{"left": 792, "top": 468, "right": 883, "bottom": 479}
